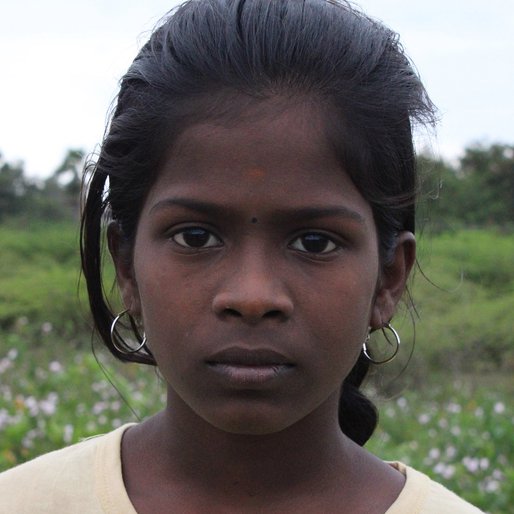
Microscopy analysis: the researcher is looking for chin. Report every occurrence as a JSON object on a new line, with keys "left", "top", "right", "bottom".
{"left": 197, "top": 405, "right": 300, "bottom": 436}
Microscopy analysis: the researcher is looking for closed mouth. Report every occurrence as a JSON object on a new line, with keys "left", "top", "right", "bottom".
{"left": 205, "top": 347, "right": 294, "bottom": 368}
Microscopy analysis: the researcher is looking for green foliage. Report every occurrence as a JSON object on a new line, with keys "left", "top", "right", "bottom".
{"left": 2, "top": 142, "right": 514, "bottom": 228}
{"left": 1, "top": 222, "right": 512, "bottom": 369}
{"left": 396, "top": 229, "right": 514, "bottom": 372}
{"left": 428, "top": 230, "right": 514, "bottom": 292}
{"left": 366, "top": 377, "right": 514, "bottom": 513}
{"left": 0, "top": 156, "right": 27, "bottom": 220}
{"left": 0, "top": 140, "right": 512, "bottom": 512}
{"left": 0, "top": 332, "right": 164, "bottom": 469}
{"left": 0, "top": 223, "right": 512, "bottom": 512}
{"left": 0, "top": 150, "right": 85, "bottom": 223}
{"left": 419, "top": 143, "right": 514, "bottom": 231}
{"left": 460, "top": 144, "right": 514, "bottom": 224}
{"left": 0, "top": 221, "right": 79, "bottom": 265}
{"left": 1, "top": 331, "right": 511, "bottom": 513}
{"left": 0, "top": 222, "right": 89, "bottom": 334}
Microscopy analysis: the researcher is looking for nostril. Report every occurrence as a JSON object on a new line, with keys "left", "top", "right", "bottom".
{"left": 224, "top": 308, "right": 242, "bottom": 318}
{"left": 263, "top": 310, "right": 283, "bottom": 319}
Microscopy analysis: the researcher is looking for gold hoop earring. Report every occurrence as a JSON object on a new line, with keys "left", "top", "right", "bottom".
{"left": 363, "top": 323, "right": 400, "bottom": 365}
{"left": 110, "top": 309, "right": 147, "bottom": 355}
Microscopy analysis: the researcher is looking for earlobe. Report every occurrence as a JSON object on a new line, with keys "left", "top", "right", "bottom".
{"left": 370, "top": 231, "right": 416, "bottom": 328}
{"left": 107, "top": 222, "right": 141, "bottom": 316}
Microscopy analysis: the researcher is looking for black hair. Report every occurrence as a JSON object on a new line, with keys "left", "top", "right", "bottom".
{"left": 81, "top": 0, "right": 436, "bottom": 445}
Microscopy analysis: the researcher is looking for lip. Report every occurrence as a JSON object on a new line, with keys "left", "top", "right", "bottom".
{"left": 206, "top": 347, "right": 293, "bottom": 366}
{"left": 205, "top": 347, "right": 294, "bottom": 386}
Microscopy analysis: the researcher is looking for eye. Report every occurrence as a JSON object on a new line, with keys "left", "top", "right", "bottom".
{"left": 171, "top": 227, "right": 222, "bottom": 249}
{"left": 289, "top": 233, "right": 338, "bottom": 254}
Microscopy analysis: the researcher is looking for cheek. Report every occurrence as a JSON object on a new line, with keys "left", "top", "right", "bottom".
{"left": 304, "top": 269, "right": 377, "bottom": 360}
{"left": 134, "top": 261, "right": 214, "bottom": 363}
{"left": 133, "top": 261, "right": 182, "bottom": 339}
{"left": 312, "top": 267, "right": 376, "bottom": 322}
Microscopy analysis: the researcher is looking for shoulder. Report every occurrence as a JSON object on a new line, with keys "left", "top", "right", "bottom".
{"left": 387, "top": 462, "right": 485, "bottom": 514}
{"left": 0, "top": 424, "right": 135, "bottom": 514}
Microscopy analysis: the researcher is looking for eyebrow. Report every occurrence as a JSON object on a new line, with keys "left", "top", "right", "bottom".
{"left": 149, "top": 197, "right": 365, "bottom": 224}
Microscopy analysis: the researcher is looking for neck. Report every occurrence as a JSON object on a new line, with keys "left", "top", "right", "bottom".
{"left": 122, "top": 390, "right": 405, "bottom": 513}
{"left": 139, "top": 388, "right": 353, "bottom": 500}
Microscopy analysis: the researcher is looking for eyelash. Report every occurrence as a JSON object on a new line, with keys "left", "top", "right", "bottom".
{"left": 288, "top": 232, "right": 340, "bottom": 255}
{"left": 171, "top": 227, "right": 340, "bottom": 255}
{"left": 171, "top": 227, "right": 222, "bottom": 249}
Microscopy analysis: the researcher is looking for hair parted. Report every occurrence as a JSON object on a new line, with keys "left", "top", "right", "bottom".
{"left": 80, "top": 0, "right": 436, "bottom": 445}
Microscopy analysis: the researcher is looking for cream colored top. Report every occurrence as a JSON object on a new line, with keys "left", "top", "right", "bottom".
{"left": 0, "top": 424, "right": 484, "bottom": 513}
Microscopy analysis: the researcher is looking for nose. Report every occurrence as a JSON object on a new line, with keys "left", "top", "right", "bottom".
{"left": 212, "top": 253, "right": 294, "bottom": 324}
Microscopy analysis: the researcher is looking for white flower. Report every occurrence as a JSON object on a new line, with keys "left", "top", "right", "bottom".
{"left": 16, "top": 316, "right": 28, "bottom": 326}
{"left": 438, "top": 418, "right": 448, "bottom": 429}
{"left": 450, "top": 426, "right": 461, "bottom": 436}
{"left": 493, "top": 402, "right": 505, "bottom": 414}
{"left": 40, "top": 393, "right": 58, "bottom": 416}
{"left": 92, "top": 401, "right": 107, "bottom": 415}
{"left": 446, "top": 402, "right": 461, "bottom": 413}
{"left": 484, "top": 480, "right": 500, "bottom": 493}
{"left": 25, "top": 396, "right": 39, "bottom": 416}
{"left": 0, "top": 359, "right": 11, "bottom": 374}
{"left": 63, "top": 424, "right": 74, "bottom": 443}
{"left": 492, "top": 469, "right": 504, "bottom": 480}
{"left": 49, "top": 361, "right": 63, "bottom": 373}
{"left": 0, "top": 409, "right": 10, "bottom": 430}
{"left": 442, "top": 464, "right": 455, "bottom": 479}
{"left": 445, "top": 445, "right": 457, "bottom": 459}
{"left": 418, "top": 413, "right": 430, "bottom": 425}
{"left": 396, "top": 397, "right": 407, "bottom": 409}
{"left": 428, "top": 448, "right": 441, "bottom": 460}
{"left": 463, "top": 456, "right": 479, "bottom": 473}
{"left": 433, "top": 462, "right": 455, "bottom": 479}
{"left": 480, "top": 458, "right": 490, "bottom": 470}
{"left": 41, "top": 322, "right": 53, "bottom": 334}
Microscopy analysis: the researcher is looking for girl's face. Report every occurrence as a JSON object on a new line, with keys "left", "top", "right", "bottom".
{"left": 114, "top": 100, "right": 411, "bottom": 435}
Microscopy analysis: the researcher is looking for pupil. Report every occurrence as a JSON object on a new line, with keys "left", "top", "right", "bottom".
{"left": 302, "top": 234, "right": 328, "bottom": 253}
{"left": 183, "top": 228, "right": 209, "bottom": 247}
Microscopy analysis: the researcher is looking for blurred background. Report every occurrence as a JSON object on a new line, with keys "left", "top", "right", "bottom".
{"left": 0, "top": 1, "right": 512, "bottom": 511}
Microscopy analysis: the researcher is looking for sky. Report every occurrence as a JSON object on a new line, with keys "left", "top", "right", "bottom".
{"left": 1, "top": 0, "right": 513, "bottom": 179}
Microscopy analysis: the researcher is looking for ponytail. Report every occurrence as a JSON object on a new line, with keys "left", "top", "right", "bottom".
{"left": 338, "top": 354, "right": 377, "bottom": 445}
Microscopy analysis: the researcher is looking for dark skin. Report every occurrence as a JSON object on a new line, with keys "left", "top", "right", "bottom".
{"left": 111, "top": 99, "right": 416, "bottom": 513}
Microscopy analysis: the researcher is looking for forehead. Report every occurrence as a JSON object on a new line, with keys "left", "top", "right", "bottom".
{"left": 170, "top": 96, "right": 330, "bottom": 160}
{"left": 144, "top": 99, "right": 372, "bottom": 222}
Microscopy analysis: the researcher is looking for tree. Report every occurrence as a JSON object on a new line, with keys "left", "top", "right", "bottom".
{"left": 417, "top": 153, "right": 462, "bottom": 232}
{"left": 418, "top": 144, "right": 514, "bottom": 230}
{"left": 45, "top": 149, "right": 85, "bottom": 220}
{"left": 460, "top": 144, "right": 514, "bottom": 225}
{"left": 0, "top": 149, "right": 86, "bottom": 223}
{"left": 0, "top": 155, "right": 27, "bottom": 220}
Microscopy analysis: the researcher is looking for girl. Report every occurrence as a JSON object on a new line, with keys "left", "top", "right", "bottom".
{"left": 0, "top": 0, "right": 484, "bottom": 512}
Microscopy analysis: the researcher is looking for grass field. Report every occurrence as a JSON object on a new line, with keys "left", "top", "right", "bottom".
{"left": 1, "top": 222, "right": 513, "bottom": 512}
{"left": 1, "top": 333, "right": 512, "bottom": 512}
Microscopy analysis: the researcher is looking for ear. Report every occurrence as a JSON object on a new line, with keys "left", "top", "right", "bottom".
{"left": 107, "top": 222, "right": 141, "bottom": 318}
{"left": 370, "top": 231, "right": 416, "bottom": 328}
